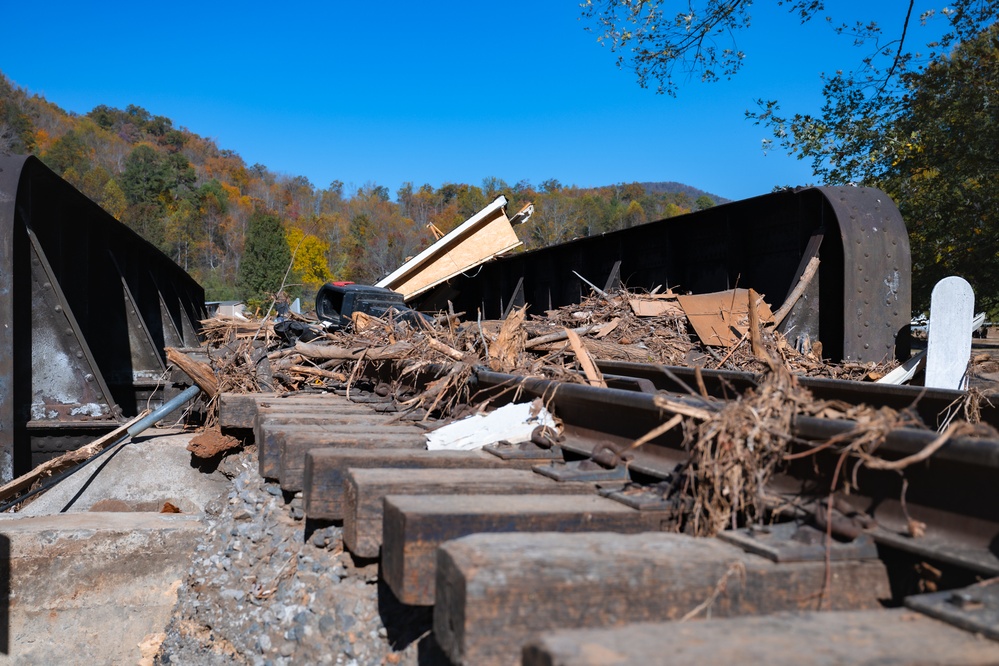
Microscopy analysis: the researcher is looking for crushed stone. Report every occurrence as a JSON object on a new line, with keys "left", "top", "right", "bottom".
{"left": 156, "top": 447, "right": 446, "bottom": 665}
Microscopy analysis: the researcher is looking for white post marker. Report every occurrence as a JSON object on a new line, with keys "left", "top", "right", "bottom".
{"left": 925, "top": 276, "right": 975, "bottom": 390}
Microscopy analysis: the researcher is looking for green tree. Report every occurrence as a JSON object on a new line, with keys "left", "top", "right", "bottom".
{"left": 582, "top": 1, "right": 999, "bottom": 311}
{"left": 878, "top": 25, "right": 999, "bottom": 312}
{"left": 121, "top": 144, "right": 169, "bottom": 206}
{"left": 237, "top": 211, "right": 291, "bottom": 304}
{"left": 42, "top": 129, "right": 90, "bottom": 176}
{"left": 695, "top": 195, "right": 715, "bottom": 211}
{"left": 581, "top": 2, "right": 996, "bottom": 98}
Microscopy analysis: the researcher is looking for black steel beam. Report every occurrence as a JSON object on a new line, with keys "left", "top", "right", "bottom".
{"left": 0, "top": 155, "right": 206, "bottom": 478}
{"left": 412, "top": 186, "right": 911, "bottom": 364}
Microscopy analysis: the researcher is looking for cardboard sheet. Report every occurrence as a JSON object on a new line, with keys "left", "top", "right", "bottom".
{"left": 676, "top": 289, "right": 774, "bottom": 347}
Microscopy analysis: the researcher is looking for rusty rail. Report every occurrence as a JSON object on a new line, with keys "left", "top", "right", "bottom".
{"left": 472, "top": 367, "right": 999, "bottom": 577}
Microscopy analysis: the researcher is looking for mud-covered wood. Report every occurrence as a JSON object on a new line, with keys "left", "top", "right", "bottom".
{"left": 344, "top": 469, "right": 595, "bottom": 557}
{"left": 303, "top": 449, "right": 536, "bottom": 521}
{"left": 522, "top": 609, "right": 999, "bottom": 666}
{"left": 434, "top": 532, "right": 892, "bottom": 665}
{"left": 276, "top": 427, "right": 427, "bottom": 490}
{"left": 382, "top": 494, "right": 666, "bottom": 606}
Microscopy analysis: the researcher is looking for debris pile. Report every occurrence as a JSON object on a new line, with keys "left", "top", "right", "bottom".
{"left": 200, "top": 286, "right": 899, "bottom": 420}
{"left": 183, "top": 283, "right": 998, "bottom": 542}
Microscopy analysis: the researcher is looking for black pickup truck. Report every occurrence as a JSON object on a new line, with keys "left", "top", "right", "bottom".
{"left": 315, "top": 281, "right": 425, "bottom": 330}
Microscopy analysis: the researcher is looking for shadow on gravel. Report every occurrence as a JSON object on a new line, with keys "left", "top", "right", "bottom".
{"left": 377, "top": 579, "right": 449, "bottom": 665}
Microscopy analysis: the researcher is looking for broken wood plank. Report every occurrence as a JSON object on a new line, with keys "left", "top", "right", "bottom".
{"left": 771, "top": 255, "right": 820, "bottom": 327}
{"left": 628, "top": 296, "right": 682, "bottom": 317}
{"left": 522, "top": 609, "right": 999, "bottom": 666}
{"left": 677, "top": 289, "right": 774, "bottom": 347}
{"left": 276, "top": 427, "right": 426, "bottom": 490}
{"left": 566, "top": 329, "right": 606, "bottom": 387}
{"left": 435, "top": 531, "right": 891, "bottom": 666}
{"left": 375, "top": 195, "right": 525, "bottom": 300}
{"left": 0, "top": 411, "right": 147, "bottom": 505}
{"left": 344, "top": 468, "right": 595, "bottom": 557}
{"left": 303, "top": 448, "right": 538, "bottom": 521}
{"left": 381, "top": 494, "right": 666, "bottom": 606}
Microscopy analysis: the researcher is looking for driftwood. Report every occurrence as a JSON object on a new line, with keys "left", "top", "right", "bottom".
{"left": 425, "top": 338, "right": 465, "bottom": 361}
{"left": 166, "top": 348, "right": 219, "bottom": 397}
{"left": 292, "top": 340, "right": 415, "bottom": 361}
{"left": 0, "top": 411, "right": 148, "bottom": 506}
{"left": 525, "top": 322, "right": 609, "bottom": 349}
{"left": 532, "top": 338, "right": 651, "bottom": 363}
{"left": 287, "top": 365, "right": 346, "bottom": 380}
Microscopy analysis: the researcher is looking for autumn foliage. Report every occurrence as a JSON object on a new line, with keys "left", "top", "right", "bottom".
{"left": 0, "top": 72, "right": 710, "bottom": 303}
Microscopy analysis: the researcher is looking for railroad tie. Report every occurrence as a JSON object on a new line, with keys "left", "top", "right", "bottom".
{"left": 433, "top": 531, "right": 891, "bottom": 666}
{"left": 303, "top": 448, "right": 537, "bottom": 522}
{"left": 252, "top": 394, "right": 377, "bottom": 478}
{"left": 221, "top": 391, "right": 372, "bottom": 430}
{"left": 343, "top": 468, "right": 596, "bottom": 558}
{"left": 522, "top": 608, "right": 999, "bottom": 666}
{"left": 381, "top": 494, "right": 668, "bottom": 606}
{"left": 276, "top": 425, "right": 426, "bottom": 492}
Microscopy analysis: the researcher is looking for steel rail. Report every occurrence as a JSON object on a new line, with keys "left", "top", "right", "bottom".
{"left": 472, "top": 367, "right": 999, "bottom": 576}
{"left": 595, "top": 360, "right": 999, "bottom": 429}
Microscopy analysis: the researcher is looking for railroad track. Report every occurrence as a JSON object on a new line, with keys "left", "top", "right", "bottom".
{"left": 219, "top": 362, "right": 999, "bottom": 665}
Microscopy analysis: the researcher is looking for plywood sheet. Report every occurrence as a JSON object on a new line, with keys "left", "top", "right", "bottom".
{"left": 677, "top": 289, "right": 774, "bottom": 347}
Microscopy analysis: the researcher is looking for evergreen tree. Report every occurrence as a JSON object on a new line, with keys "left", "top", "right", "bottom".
{"left": 237, "top": 210, "right": 291, "bottom": 304}
{"left": 121, "top": 144, "right": 169, "bottom": 206}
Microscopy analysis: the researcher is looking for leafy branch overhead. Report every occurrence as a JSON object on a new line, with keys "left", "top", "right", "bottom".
{"left": 581, "top": 0, "right": 999, "bottom": 313}
{"left": 581, "top": 0, "right": 837, "bottom": 96}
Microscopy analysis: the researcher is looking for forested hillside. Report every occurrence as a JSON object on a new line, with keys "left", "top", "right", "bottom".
{"left": 0, "top": 73, "right": 719, "bottom": 304}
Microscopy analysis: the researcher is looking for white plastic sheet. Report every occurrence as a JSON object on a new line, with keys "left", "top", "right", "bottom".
{"left": 425, "top": 401, "right": 557, "bottom": 452}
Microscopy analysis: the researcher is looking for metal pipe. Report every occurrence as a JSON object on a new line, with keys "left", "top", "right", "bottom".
{"left": 127, "top": 384, "right": 202, "bottom": 437}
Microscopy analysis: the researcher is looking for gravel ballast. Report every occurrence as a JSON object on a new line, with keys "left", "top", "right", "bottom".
{"left": 157, "top": 446, "right": 444, "bottom": 665}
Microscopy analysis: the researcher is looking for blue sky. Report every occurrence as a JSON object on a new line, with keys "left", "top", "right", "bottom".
{"left": 2, "top": 1, "right": 932, "bottom": 201}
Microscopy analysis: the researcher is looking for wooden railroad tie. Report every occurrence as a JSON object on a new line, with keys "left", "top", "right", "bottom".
{"left": 275, "top": 426, "right": 426, "bottom": 491}
{"left": 380, "top": 493, "right": 666, "bottom": 606}
{"left": 343, "top": 468, "right": 596, "bottom": 558}
{"left": 303, "top": 448, "right": 538, "bottom": 521}
{"left": 434, "top": 531, "right": 891, "bottom": 666}
{"left": 522, "top": 608, "right": 999, "bottom": 666}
